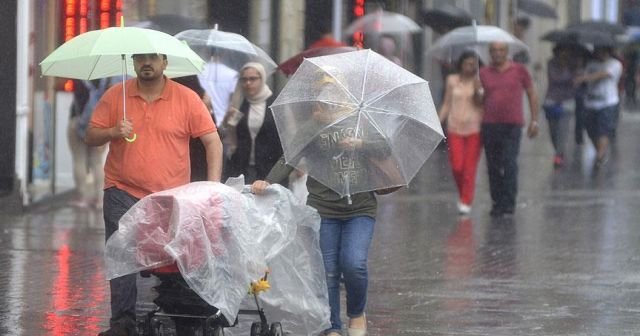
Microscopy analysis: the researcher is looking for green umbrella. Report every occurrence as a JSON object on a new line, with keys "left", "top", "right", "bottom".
{"left": 40, "top": 25, "right": 205, "bottom": 79}
{"left": 40, "top": 23, "right": 205, "bottom": 142}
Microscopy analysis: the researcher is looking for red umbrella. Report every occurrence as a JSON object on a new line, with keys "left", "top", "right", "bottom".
{"left": 278, "top": 46, "right": 358, "bottom": 76}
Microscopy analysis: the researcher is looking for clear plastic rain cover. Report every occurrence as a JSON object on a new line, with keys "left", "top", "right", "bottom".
{"left": 104, "top": 178, "right": 330, "bottom": 335}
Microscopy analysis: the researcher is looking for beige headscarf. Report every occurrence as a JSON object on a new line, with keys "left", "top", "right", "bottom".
{"left": 229, "top": 62, "right": 272, "bottom": 109}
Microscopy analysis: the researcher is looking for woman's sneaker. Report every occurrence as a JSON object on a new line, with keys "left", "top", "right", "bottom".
{"left": 457, "top": 202, "right": 471, "bottom": 215}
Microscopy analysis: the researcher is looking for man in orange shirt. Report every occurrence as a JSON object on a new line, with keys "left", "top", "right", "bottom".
{"left": 86, "top": 53, "right": 223, "bottom": 336}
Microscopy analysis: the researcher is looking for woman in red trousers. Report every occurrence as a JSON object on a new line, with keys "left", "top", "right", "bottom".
{"left": 438, "top": 51, "right": 484, "bottom": 214}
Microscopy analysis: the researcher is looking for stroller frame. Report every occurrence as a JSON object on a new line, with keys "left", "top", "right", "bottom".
{"left": 136, "top": 272, "right": 284, "bottom": 336}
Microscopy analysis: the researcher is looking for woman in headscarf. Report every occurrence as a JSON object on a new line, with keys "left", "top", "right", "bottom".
{"left": 223, "top": 62, "right": 282, "bottom": 183}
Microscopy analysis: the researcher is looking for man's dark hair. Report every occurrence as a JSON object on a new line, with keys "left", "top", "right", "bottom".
{"left": 515, "top": 16, "right": 531, "bottom": 29}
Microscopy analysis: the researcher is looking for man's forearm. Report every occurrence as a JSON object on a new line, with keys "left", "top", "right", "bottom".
{"left": 527, "top": 88, "right": 539, "bottom": 122}
{"left": 202, "top": 132, "right": 223, "bottom": 182}
{"left": 85, "top": 126, "right": 114, "bottom": 146}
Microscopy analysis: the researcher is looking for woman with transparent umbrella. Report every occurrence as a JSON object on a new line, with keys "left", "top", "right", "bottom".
{"left": 250, "top": 71, "right": 395, "bottom": 336}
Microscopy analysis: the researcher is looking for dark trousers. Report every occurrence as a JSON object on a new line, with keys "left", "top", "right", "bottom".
{"left": 481, "top": 124, "right": 522, "bottom": 211}
{"left": 103, "top": 187, "right": 139, "bottom": 325}
{"left": 575, "top": 88, "right": 586, "bottom": 144}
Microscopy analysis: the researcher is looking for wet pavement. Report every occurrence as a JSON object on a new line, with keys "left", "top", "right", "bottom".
{"left": 3, "top": 111, "right": 640, "bottom": 335}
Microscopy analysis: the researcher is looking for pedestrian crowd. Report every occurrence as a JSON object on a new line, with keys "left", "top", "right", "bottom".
{"left": 57, "top": 9, "right": 631, "bottom": 336}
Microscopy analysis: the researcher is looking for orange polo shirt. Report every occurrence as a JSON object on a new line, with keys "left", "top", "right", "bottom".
{"left": 90, "top": 77, "right": 216, "bottom": 199}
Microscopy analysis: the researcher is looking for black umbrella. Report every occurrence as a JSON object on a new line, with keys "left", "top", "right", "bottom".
{"left": 421, "top": 4, "right": 474, "bottom": 34}
{"left": 541, "top": 28, "right": 617, "bottom": 48}
{"left": 567, "top": 20, "right": 626, "bottom": 35}
{"left": 517, "top": 0, "right": 558, "bottom": 19}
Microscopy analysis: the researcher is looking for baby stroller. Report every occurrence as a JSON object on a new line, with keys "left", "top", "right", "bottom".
{"left": 128, "top": 191, "right": 284, "bottom": 336}
{"left": 105, "top": 181, "right": 331, "bottom": 336}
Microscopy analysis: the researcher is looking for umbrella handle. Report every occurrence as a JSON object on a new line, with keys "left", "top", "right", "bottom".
{"left": 121, "top": 54, "right": 136, "bottom": 143}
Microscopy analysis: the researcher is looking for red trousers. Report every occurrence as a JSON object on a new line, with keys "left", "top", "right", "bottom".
{"left": 446, "top": 132, "right": 482, "bottom": 205}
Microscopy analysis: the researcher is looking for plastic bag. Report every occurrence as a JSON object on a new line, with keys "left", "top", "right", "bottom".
{"left": 104, "top": 179, "right": 330, "bottom": 335}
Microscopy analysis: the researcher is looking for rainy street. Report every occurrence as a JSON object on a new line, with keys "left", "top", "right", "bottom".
{"left": 2, "top": 109, "right": 640, "bottom": 336}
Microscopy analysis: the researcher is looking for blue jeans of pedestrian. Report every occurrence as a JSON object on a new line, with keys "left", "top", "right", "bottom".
{"left": 103, "top": 187, "right": 139, "bottom": 326}
{"left": 320, "top": 216, "right": 375, "bottom": 334}
{"left": 481, "top": 123, "right": 522, "bottom": 212}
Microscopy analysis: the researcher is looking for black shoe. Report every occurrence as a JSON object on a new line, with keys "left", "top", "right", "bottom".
{"left": 98, "top": 318, "right": 136, "bottom": 336}
{"left": 490, "top": 207, "right": 503, "bottom": 217}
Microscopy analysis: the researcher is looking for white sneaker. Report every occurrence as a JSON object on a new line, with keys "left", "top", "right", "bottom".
{"left": 457, "top": 202, "right": 471, "bottom": 214}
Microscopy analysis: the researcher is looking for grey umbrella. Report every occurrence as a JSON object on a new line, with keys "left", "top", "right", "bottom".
{"left": 421, "top": 4, "right": 474, "bottom": 34}
{"left": 517, "top": 0, "right": 558, "bottom": 19}
{"left": 133, "top": 14, "right": 205, "bottom": 35}
{"left": 567, "top": 20, "right": 626, "bottom": 35}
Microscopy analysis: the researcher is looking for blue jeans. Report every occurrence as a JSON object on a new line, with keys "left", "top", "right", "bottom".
{"left": 320, "top": 216, "right": 375, "bottom": 334}
{"left": 103, "top": 187, "right": 139, "bottom": 326}
{"left": 481, "top": 124, "right": 522, "bottom": 212}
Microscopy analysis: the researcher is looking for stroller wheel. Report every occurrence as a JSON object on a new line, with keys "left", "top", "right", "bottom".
{"left": 250, "top": 322, "right": 262, "bottom": 336}
{"left": 269, "top": 322, "right": 283, "bottom": 336}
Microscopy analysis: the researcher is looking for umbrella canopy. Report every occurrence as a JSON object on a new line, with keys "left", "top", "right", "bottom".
{"left": 132, "top": 14, "right": 206, "bottom": 35}
{"left": 517, "top": 0, "right": 558, "bottom": 19}
{"left": 270, "top": 49, "right": 444, "bottom": 197}
{"left": 278, "top": 46, "right": 359, "bottom": 76}
{"left": 567, "top": 20, "right": 626, "bottom": 35}
{"left": 175, "top": 28, "right": 277, "bottom": 75}
{"left": 344, "top": 9, "right": 421, "bottom": 35}
{"left": 426, "top": 24, "right": 529, "bottom": 64}
{"left": 421, "top": 4, "right": 474, "bottom": 34}
{"left": 542, "top": 28, "right": 617, "bottom": 48}
{"left": 40, "top": 26, "right": 205, "bottom": 79}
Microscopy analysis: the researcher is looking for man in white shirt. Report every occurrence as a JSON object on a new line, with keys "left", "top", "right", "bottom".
{"left": 574, "top": 46, "right": 622, "bottom": 168}
{"left": 198, "top": 56, "right": 239, "bottom": 126}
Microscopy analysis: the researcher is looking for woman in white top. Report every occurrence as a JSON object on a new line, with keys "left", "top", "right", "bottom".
{"left": 224, "top": 62, "right": 282, "bottom": 182}
{"left": 438, "top": 51, "right": 485, "bottom": 214}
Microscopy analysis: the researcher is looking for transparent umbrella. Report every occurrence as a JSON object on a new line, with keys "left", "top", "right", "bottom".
{"left": 175, "top": 26, "right": 277, "bottom": 75}
{"left": 270, "top": 49, "right": 444, "bottom": 199}
{"left": 344, "top": 9, "right": 422, "bottom": 35}
{"left": 426, "top": 24, "right": 529, "bottom": 64}
{"left": 278, "top": 46, "right": 359, "bottom": 76}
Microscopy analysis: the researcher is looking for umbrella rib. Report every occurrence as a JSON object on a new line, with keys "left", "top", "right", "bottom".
{"left": 359, "top": 51, "right": 371, "bottom": 103}
{"left": 362, "top": 81, "right": 425, "bottom": 107}
{"left": 271, "top": 98, "right": 357, "bottom": 109}
{"left": 306, "top": 62, "right": 359, "bottom": 104}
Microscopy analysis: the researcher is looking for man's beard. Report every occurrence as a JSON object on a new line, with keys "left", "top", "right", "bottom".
{"left": 137, "top": 67, "right": 161, "bottom": 81}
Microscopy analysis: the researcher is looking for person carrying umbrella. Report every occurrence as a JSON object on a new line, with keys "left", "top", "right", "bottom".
{"left": 542, "top": 44, "right": 579, "bottom": 168}
{"left": 250, "top": 68, "right": 396, "bottom": 336}
{"left": 573, "top": 45, "right": 622, "bottom": 169}
{"left": 479, "top": 41, "right": 540, "bottom": 217}
{"left": 85, "top": 52, "right": 223, "bottom": 336}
